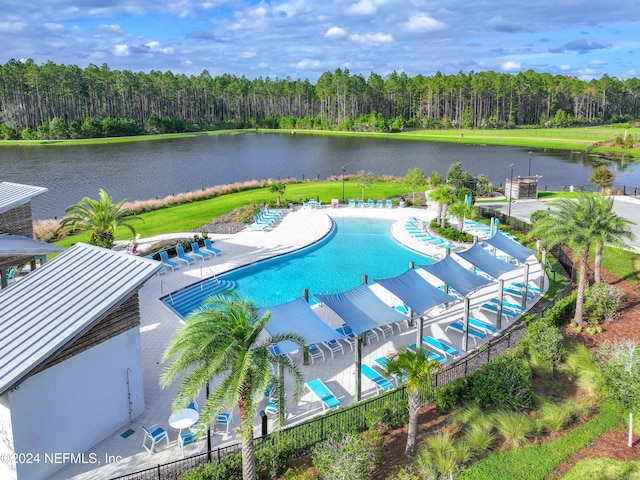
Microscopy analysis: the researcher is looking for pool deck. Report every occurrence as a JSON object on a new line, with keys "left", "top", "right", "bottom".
{"left": 49, "top": 204, "right": 545, "bottom": 480}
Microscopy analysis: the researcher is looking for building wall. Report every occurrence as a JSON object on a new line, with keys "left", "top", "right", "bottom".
{"left": 8, "top": 328, "right": 145, "bottom": 480}
{"left": 0, "top": 203, "right": 33, "bottom": 237}
{"left": 0, "top": 395, "right": 17, "bottom": 480}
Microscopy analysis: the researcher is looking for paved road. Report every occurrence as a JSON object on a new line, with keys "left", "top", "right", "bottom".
{"left": 478, "top": 195, "right": 640, "bottom": 252}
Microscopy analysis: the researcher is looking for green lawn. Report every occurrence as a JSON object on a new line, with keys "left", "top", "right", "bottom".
{"left": 54, "top": 180, "right": 409, "bottom": 247}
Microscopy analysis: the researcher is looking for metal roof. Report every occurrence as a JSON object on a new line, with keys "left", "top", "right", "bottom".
{"left": 0, "top": 235, "right": 64, "bottom": 257}
{"left": 0, "top": 243, "right": 162, "bottom": 396}
{"left": 0, "top": 182, "right": 48, "bottom": 214}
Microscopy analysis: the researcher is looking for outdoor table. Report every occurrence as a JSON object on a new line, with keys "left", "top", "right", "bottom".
{"left": 168, "top": 408, "right": 199, "bottom": 439}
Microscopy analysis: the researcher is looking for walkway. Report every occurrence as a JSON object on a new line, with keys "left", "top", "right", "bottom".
{"left": 49, "top": 204, "right": 544, "bottom": 480}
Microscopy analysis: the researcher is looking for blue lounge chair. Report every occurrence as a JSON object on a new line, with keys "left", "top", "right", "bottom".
{"left": 480, "top": 302, "right": 518, "bottom": 319}
{"left": 511, "top": 282, "right": 543, "bottom": 294}
{"left": 308, "top": 343, "right": 325, "bottom": 364}
{"left": 376, "top": 199, "right": 383, "bottom": 208}
{"left": 7, "top": 268, "right": 16, "bottom": 283}
{"left": 468, "top": 317, "right": 498, "bottom": 334}
{"left": 159, "top": 250, "right": 180, "bottom": 270}
{"left": 268, "top": 344, "right": 291, "bottom": 360}
{"left": 203, "top": 239, "right": 223, "bottom": 256}
{"left": 264, "top": 206, "right": 283, "bottom": 217}
{"left": 489, "top": 297, "right": 525, "bottom": 313}
{"left": 445, "top": 321, "right": 487, "bottom": 345}
{"left": 246, "top": 221, "right": 270, "bottom": 231}
{"left": 322, "top": 339, "right": 344, "bottom": 357}
{"left": 190, "top": 242, "right": 211, "bottom": 261}
{"left": 423, "top": 336, "right": 459, "bottom": 358}
{"left": 306, "top": 378, "right": 341, "bottom": 412}
{"left": 367, "top": 198, "right": 374, "bottom": 207}
{"left": 357, "top": 199, "right": 364, "bottom": 207}
{"left": 146, "top": 255, "right": 167, "bottom": 275}
{"left": 504, "top": 286, "right": 535, "bottom": 300}
{"left": 175, "top": 245, "right": 197, "bottom": 265}
{"left": 385, "top": 199, "right": 393, "bottom": 208}
{"left": 407, "top": 344, "right": 447, "bottom": 364}
{"left": 362, "top": 364, "right": 394, "bottom": 393}
{"left": 336, "top": 324, "right": 356, "bottom": 350}
{"left": 349, "top": 199, "right": 356, "bottom": 208}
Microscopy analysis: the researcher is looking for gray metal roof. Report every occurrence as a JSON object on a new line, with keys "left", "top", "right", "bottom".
{"left": 0, "top": 182, "right": 48, "bottom": 214}
{"left": 0, "top": 243, "right": 162, "bottom": 396}
{"left": 0, "top": 235, "right": 65, "bottom": 257}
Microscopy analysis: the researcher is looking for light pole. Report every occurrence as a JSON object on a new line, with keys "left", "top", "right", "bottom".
{"left": 507, "top": 163, "right": 514, "bottom": 219}
{"left": 528, "top": 151, "right": 533, "bottom": 176}
{"left": 341, "top": 165, "right": 346, "bottom": 204}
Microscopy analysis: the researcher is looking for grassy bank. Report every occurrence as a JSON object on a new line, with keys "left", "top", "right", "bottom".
{"left": 53, "top": 180, "right": 409, "bottom": 247}
{"left": 4, "top": 126, "right": 640, "bottom": 157}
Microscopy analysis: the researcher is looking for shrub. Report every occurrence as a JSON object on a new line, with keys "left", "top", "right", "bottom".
{"left": 465, "top": 354, "right": 533, "bottom": 411}
{"left": 434, "top": 376, "right": 471, "bottom": 413}
{"left": 312, "top": 434, "right": 375, "bottom": 480}
{"left": 542, "top": 291, "right": 577, "bottom": 326}
{"left": 584, "top": 282, "right": 623, "bottom": 324}
{"left": 529, "top": 209, "right": 550, "bottom": 225}
{"left": 521, "top": 319, "right": 566, "bottom": 370}
{"left": 257, "top": 432, "right": 301, "bottom": 479}
{"left": 180, "top": 452, "right": 242, "bottom": 480}
{"left": 537, "top": 401, "right": 575, "bottom": 432}
{"left": 417, "top": 430, "right": 469, "bottom": 479}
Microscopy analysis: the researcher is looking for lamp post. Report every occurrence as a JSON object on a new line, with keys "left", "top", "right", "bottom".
{"left": 528, "top": 151, "right": 533, "bottom": 176}
{"left": 507, "top": 163, "right": 514, "bottom": 219}
{"left": 341, "top": 165, "right": 346, "bottom": 204}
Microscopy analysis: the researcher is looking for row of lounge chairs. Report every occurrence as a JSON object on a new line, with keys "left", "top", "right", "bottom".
{"left": 246, "top": 206, "right": 283, "bottom": 231}
{"left": 404, "top": 217, "right": 452, "bottom": 248}
{"left": 349, "top": 198, "right": 393, "bottom": 208}
{"left": 150, "top": 239, "right": 223, "bottom": 273}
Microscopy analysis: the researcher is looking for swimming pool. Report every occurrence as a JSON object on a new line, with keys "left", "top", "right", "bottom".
{"left": 162, "top": 216, "right": 436, "bottom": 317}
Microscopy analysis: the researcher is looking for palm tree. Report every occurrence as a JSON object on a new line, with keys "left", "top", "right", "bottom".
{"left": 448, "top": 199, "right": 476, "bottom": 231}
{"left": 529, "top": 193, "right": 596, "bottom": 325}
{"left": 590, "top": 194, "right": 636, "bottom": 283}
{"left": 268, "top": 181, "right": 286, "bottom": 206}
{"left": 429, "top": 184, "right": 457, "bottom": 228}
{"left": 160, "top": 292, "right": 305, "bottom": 480}
{"left": 56, "top": 188, "right": 142, "bottom": 249}
{"left": 383, "top": 346, "right": 439, "bottom": 456}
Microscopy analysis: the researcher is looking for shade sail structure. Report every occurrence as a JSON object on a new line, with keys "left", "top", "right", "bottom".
{"left": 483, "top": 231, "right": 536, "bottom": 264}
{"left": 454, "top": 242, "right": 519, "bottom": 280}
{"left": 258, "top": 297, "right": 344, "bottom": 354}
{"left": 374, "top": 269, "right": 457, "bottom": 315}
{"left": 315, "top": 283, "right": 408, "bottom": 335}
{"left": 419, "top": 255, "right": 493, "bottom": 297}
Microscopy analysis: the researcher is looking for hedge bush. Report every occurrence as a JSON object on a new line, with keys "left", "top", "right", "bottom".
{"left": 465, "top": 353, "right": 533, "bottom": 411}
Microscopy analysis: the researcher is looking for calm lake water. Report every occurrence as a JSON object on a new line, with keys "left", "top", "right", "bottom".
{"left": 0, "top": 132, "right": 638, "bottom": 219}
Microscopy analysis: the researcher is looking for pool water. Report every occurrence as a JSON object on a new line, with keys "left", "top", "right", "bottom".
{"left": 162, "top": 217, "right": 435, "bottom": 317}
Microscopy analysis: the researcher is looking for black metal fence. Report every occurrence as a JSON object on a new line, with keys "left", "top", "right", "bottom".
{"left": 112, "top": 240, "right": 575, "bottom": 480}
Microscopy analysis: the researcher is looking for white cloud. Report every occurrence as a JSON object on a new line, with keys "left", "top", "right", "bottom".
{"left": 404, "top": 15, "right": 447, "bottom": 33}
{"left": 44, "top": 23, "right": 64, "bottom": 31}
{"left": 325, "top": 26, "right": 347, "bottom": 39}
{"left": 295, "top": 58, "right": 322, "bottom": 69}
{"left": 114, "top": 44, "right": 130, "bottom": 56}
{"left": 94, "top": 24, "right": 124, "bottom": 35}
{"left": 559, "top": 64, "right": 571, "bottom": 71}
{"left": 240, "top": 51, "right": 256, "bottom": 58}
{"left": 346, "top": 0, "right": 377, "bottom": 16}
{"left": 500, "top": 60, "right": 521, "bottom": 71}
{"left": 145, "top": 41, "right": 174, "bottom": 54}
{"left": 0, "top": 21, "right": 26, "bottom": 33}
{"left": 349, "top": 32, "right": 393, "bottom": 44}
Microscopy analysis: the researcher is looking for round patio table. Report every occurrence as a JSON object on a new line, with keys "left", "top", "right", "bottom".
{"left": 168, "top": 408, "right": 199, "bottom": 439}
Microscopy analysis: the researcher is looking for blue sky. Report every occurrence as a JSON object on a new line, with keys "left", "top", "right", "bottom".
{"left": 1, "top": 0, "right": 638, "bottom": 82}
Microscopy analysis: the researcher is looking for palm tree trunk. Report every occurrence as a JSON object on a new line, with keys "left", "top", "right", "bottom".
{"left": 238, "top": 400, "right": 257, "bottom": 480}
{"left": 574, "top": 247, "right": 590, "bottom": 325}
{"left": 405, "top": 392, "right": 421, "bottom": 456}
{"left": 594, "top": 244, "right": 603, "bottom": 283}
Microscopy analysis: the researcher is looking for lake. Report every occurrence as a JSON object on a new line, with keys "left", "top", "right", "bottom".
{"left": 0, "top": 132, "right": 638, "bottom": 219}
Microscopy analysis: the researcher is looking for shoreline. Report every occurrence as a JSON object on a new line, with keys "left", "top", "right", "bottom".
{"left": 3, "top": 127, "right": 640, "bottom": 159}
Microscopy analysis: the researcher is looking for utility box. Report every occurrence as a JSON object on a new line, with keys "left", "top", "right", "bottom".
{"left": 506, "top": 176, "right": 540, "bottom": 200}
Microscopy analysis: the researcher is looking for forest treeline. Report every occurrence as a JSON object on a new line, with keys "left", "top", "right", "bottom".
{"left": 2, "top": 59, "right": 640, "bottom": 140}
